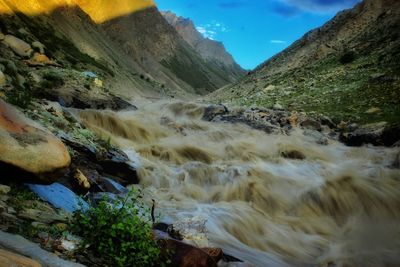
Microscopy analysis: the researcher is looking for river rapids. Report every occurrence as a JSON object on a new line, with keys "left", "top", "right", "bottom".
{"left": 77, "top": 101, "right": 400, "bottom": 267}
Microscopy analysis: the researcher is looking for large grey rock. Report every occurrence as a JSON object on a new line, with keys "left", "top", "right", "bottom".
{"left": 0, "top": 230, "right": 86, "bottom": 267}
{"left": 2, "top": 35, "right": 33, "bottom": 58}
{"left": 0, "top": 99, "right": 71, "bottom": 183}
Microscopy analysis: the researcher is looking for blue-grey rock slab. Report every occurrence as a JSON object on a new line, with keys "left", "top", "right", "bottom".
{"left": 26, "top": 183, "right": 88, "bottom": 213}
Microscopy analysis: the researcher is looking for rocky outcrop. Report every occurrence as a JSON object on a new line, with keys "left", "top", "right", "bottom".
{"left": 0, "top": 99, "right": 71, "bottom": 183}
{"left": 162, "top": 11, "right": 245, "bottom": 82}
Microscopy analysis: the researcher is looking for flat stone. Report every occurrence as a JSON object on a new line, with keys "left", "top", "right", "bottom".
{"left": 0, "top": 99, "right": 71, "bottom": 183}
{"left": 17, "top": 208, "right": 68, "bottom": 224}
{"left": 27, "top": 183, "right": 88, "bottom": 213}
{"left": 0, "top": 248, "right": 42, "bottom": 267}
{"left": 0, "top": 230, "right": 86, "bottom": 267}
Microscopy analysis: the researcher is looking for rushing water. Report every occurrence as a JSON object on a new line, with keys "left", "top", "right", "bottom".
{"left": 77, "top": 100, "right": 400, "bottom": 267}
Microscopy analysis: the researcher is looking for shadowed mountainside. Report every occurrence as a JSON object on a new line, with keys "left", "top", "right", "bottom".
{"left": 0, "top": 0, "right": 242, "bottom": 97}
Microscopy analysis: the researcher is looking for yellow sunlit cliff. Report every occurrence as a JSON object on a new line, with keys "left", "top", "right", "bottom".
{"left": 0, "top": 0, "right": 155, "bottom": 23}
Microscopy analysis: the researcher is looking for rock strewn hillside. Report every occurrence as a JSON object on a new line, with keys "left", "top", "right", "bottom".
{"left": 162, "top": 11, "right": 246, "bottom": 83}
{"left": 0, "top": 0, "right": 241, "bottom": 97}
{"left": 210, "top": 0, "right": 400, "bottom": 124}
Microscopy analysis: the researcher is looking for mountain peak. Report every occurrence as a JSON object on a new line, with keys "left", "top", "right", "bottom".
{"left": 162, "top": 10, "right": 246, "bottom": 79}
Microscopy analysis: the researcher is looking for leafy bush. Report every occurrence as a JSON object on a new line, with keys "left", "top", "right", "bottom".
{"left": 72, "top": 190, "right": 165, "bottom": 267}
{"left": 40, "top": 71, "right": 64, "bottom": 89}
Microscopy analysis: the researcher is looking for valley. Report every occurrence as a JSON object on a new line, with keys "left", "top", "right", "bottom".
{"left": 0, "top": 0, "right": 399, "bottom": 267}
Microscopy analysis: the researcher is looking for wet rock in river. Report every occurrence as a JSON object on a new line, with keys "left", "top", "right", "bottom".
{"left": 154, "top": 230, "right": 218, "bottom": 267}
{"left": 300, "top": 119, "right": 322, "bottom": 131}
{"left": 281, "top": 150, "right": 306, "bottom": 160}
{"left": 340, "top": 122, "right": 400, "bottom": 147}
{"left": 202, "top": 104, "right": 229, "bottom": 121}
{"left": 61, "top": 135, "right": 138, "bottom": 185}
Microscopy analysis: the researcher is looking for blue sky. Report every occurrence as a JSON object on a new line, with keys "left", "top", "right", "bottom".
{"left": 154, "top": 0, "right": 360, "bottom": 69}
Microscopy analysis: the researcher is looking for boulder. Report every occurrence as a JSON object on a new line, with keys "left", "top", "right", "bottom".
{"left": 273, "top": 103, "right": 284, "bottom": 110}
{"left": 340, "top": 122, "right": 400, "bottom": 147}
{"left": 61, "top": 135, "right": 138, "bottom": 185}
{"left": 0, "top": 70, "right": 6, "bottom": 87}
{"left": 0, "top": 99, "right": 71, "bottom": 183}
{"left": 31, "top": 41, "right": 45, "bottom": 54}
{"left": 154, "top": 230, "right": 218, "bottom": 267}
{"left": 303, "top": 129, "right": 329, "bottom": 145}
{"left": 281, "top": 150, "right": 306, "bottom": 160}
{"left": 2, "top": 35, "right": 33, "bottom": 58}
{"left": 0, "top": 248, "right": 42, "bottom": 267}
{"left": 201, "top": 248, "right": 223, "bottom": 263}
{"left": 26, "top": 53, "right": 55, "bottom": 66}
{"left": 202, "top": 104, "right": 228, "bottom": 121}
{"left": 27, "top": 183, "right": 88, "bottom": 213}
{"left": 300, "top": 119, "right": 322, "bottom": 131}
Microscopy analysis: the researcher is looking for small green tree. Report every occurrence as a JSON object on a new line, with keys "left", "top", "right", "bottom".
{"left": 72, "top": 190, "right": 164, "bottom": 267}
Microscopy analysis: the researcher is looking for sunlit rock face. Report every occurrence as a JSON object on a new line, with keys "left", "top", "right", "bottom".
{"left": 0, "top": 0, "right": 155, "bottom": 23}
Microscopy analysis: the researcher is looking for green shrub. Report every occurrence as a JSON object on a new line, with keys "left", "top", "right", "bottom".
{"left": 72, "top": 190, "right": 165, "bottom": 267}
{"left": 40, "top": 71, "right": 64, "bottom": 89}
{"left": 6, "top": 85, "right": 34, "bottom": 108}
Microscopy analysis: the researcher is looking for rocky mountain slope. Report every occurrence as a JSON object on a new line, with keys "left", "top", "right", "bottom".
{"left": 209, "top": 0, "right": 400, "bottom": 124}
{"left": 162, "top": 11, "right": 246, "bottom": 83}
{"left": 101, "top": 7, "right": 241, "bottom": 95}
{"left": 0, "top": 0, "right": 240, "bottom": 98}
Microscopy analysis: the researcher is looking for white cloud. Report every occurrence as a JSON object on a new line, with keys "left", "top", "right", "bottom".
{"left": 280, "top": 0, "right": 361, "bottom": 14}
{"left": 196, "top": 21, "right": 229, "bottom": 40}
{"left": 270, "top": 40, "right": 287, "bottom": 44}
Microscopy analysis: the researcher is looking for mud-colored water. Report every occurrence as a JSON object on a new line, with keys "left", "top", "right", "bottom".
{"left": 77, "top": 101, "right": 400, "bottom": 267}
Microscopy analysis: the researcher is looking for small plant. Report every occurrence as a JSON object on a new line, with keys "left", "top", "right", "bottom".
{"left": 72, "top": 190, "right": 165, "bottom": 267}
